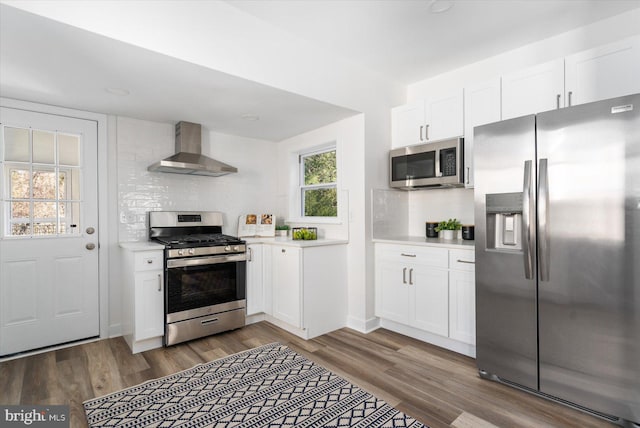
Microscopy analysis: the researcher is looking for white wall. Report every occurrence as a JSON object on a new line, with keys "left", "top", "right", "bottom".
{"left": 403, "top": 10, "right": 640, "bottom": 236}
{"left": 275, "top": 115, "right": 371, "bottom": 329}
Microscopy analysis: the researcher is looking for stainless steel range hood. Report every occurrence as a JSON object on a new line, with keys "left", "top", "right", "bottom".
{"left": 148, "top": 121, "right": 237, "bottom": 177}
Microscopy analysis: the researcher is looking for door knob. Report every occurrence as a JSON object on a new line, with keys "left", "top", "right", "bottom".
{"left": 86, "top": 227, "right": 95, "bottom": 235}
{"left": 86, "top": 243, "right": 96, "bottom": 250}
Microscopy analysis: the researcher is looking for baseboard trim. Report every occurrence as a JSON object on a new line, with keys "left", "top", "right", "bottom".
{"left": 346, "top": 316, "right": 380, "bottom": 333}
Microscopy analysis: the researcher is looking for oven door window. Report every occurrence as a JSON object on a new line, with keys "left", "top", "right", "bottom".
{"left": 167, "top": 260, "right": 246, "bottom": 314}
{"left": 392, "top": 151, "right": 436, "bottom": 181}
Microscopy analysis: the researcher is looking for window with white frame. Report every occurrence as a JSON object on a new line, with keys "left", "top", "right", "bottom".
{"left": 2, "top": 125, "right": 82, "bottom": 237}
{"left": 299, "top": 146, "right": 337, "bottom": 218}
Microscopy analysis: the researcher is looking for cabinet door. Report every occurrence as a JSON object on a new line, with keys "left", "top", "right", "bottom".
{"left": 246, "top": 244, "right": 264, "bottom": 316}
{"left": 134, "top": 271, "right": 164, "bottom": 341}
{"left": 391, "top": 100, "right": 426, "bottom": 148}
{"left": 449, "top": 269, "right": 476, "bottom": 345}
{"left": 502, "top": 58, "right": 564, "bottom": 120}
{"left": 409, "top": 265, "right": 449, "bottom": 336}
{"left": 425, "top": 88, "right": 464, "bottom": 141}
{"left": 464, "top": 78, "right": 501, "bottom": 188}
{"left": 375, "top": 260, "right": 410, "bottom": 324}
{"left": 271, "top": 246, "right": 302, "bottom": 328}
{"left": 565, "top": 36, "right": 640, "bottom": 107}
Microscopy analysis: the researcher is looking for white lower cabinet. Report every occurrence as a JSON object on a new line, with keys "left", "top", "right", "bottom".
{"left": 121, "top": 245, "right": 165, "bottom": 354}
{"left": 246, "top": 244, "right": 264, "bottom": 316}
{"left": 410, "top": 266, "right": 449, "bottom": 337}
{"left": 271, "top": 246, "right": 302, "bottom": 328}
{"left": 133, "top": 271, "right": 164, "bottom": 341}
{"left": 375, "top": 243, "right": 476, "bottom": 356}
{"left": 266, "top": 243, "right": 347, "bottom": 339}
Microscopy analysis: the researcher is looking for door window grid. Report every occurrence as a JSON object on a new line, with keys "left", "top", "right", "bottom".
{"left": 2, "top": 125, "right": 82, "bottom": 237}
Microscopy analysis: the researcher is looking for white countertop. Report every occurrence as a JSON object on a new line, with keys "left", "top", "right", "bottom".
{"left": 119, "top": 241, "right": 165, "bottom": 251}
{"left": 373, "top": 236, "right": 475, "bottom": 249}
{"left": 243, "top": 236, "right": 349, "bottom": 248}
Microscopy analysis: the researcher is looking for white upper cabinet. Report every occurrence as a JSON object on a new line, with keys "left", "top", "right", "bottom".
{"left": 463, "top": 78, "right": 501, "bottom": 188}
{"left": 391, "top": 100, "right": 426, "bottom": 149}
{"left": 391, "top": 88, "right": 464, "bottom": 149}
{"left": 565, "top": 36, "right": 640, "bottom": 107}
{"left": 502, "top": 58, "right": 565, "bottom": 120}
{"left": 426, "top": 88, "right": 464, "bottom": 142}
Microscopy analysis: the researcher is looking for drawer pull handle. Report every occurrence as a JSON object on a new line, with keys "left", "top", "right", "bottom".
{"left": 457, "top": 259, "right": 475, "bottom": 264}
{"left": 147, "top": 259, "right": 153, "bottom": 264}
{"left": 201, "top": 318, "right": 219, "bottom": 325}
{"left": 401, "top": 253, "right": 416, "bottom": 257}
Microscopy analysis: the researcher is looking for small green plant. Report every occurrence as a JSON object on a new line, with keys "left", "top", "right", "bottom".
{"left": 435, "top": 218, "right": 462, "bottom": 232}
{"left": 275, "top": 225, "right": 290, "bottom": 231}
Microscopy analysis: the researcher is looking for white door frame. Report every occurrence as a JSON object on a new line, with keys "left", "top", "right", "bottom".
{"left": 1, "top": 97, "right": 111, "bottom": 340}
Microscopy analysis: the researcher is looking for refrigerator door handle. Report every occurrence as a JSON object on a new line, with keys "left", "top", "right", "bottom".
{"left": 522, "top": 160, "right": 535, "bottom": 279}
{"left": 538, "top": 158, "right": 550, "bottom": 281}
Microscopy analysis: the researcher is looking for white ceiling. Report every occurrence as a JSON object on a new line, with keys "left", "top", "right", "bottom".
{"left": 0, "top": 4, "right": 357, "bottom": 142}
{"left": 2, "top": 1, "right": 640, "bottom": 142}
{"left": 227, "top": 0, "right": 640, "bottom": 84}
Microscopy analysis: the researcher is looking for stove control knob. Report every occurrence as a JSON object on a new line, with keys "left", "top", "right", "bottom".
{"left": 225, "top": 245, "right": 231, "bottom": 252}
{"left": 178, "top": 250, "right": 184, "bottom": 256}
{"left": 233, "top": 246, "right": 239, "bottom": 252}
{"left": 188, "top": 248, "right": 195, "bottom": 255}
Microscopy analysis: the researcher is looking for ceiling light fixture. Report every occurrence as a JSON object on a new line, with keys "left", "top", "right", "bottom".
{"left": 429, "top": 0, "right": 454, "bottom": 14}
{"left": 241, "top": 114, "right": 260, "bottom": 121}
{"left": 105, "top": 87, "right": 130, "bottom": 96}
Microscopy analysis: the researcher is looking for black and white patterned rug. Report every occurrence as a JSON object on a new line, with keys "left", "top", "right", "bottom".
{"left": 83, "top": 342, "right": 427, "bottom": 427}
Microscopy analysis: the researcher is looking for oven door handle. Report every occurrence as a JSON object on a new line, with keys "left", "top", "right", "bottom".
{"left": 167, "top": 253, "right": 247, "bottom": 268}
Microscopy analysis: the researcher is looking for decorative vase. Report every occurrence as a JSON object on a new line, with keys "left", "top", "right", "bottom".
{"left": 441, "top": 230, "right": 455, "bottom": 240}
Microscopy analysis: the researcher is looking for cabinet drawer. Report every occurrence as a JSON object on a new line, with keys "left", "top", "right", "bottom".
{"left": 376, "top": 244, "right": 448, "bottom": 268}
{"left": 134, "top": 251, "right": 163, "bottom": 271}
{"left": 450, "top": 249, "right": 475, "bottom": 271}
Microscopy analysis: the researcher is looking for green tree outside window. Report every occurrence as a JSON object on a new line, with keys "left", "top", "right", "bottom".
{"left": 300, "top": 148, "right": 337, "bottom": 217}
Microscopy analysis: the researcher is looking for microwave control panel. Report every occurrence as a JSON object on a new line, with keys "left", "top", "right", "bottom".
{"left": 441, "top": 148, "right": 457, "bottom": 176}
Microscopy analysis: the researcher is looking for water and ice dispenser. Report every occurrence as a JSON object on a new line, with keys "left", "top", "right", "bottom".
{"left": 485, "top": 192, "right": 523, "bottom": 251}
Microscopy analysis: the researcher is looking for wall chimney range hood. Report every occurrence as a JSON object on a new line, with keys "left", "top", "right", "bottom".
{"left": 148, "top": 121, "right": 237, "bottom": 177}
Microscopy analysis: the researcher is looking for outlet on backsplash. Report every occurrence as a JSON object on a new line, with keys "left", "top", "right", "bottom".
{"left": 119, "top": 211, "right": 137, "bottom": 224}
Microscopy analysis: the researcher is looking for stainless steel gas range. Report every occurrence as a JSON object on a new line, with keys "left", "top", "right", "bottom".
{"left": 149, "top": 211, "right": 246, "bottom": 346}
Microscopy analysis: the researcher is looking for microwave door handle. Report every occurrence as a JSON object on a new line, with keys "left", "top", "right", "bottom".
{"left": 434, "top": 149, "right": 442, "bottom": 177}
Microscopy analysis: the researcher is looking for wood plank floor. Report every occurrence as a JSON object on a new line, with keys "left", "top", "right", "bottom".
{"left": 0, "top": 321, "right": 614, "bottom": 428}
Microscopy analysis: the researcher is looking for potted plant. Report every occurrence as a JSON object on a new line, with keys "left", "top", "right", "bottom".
{"left": 275, "top": 224, "right": 290, "bottom": 237}
{"left": 435, "top": 218, "right": 462, "bottom": 240}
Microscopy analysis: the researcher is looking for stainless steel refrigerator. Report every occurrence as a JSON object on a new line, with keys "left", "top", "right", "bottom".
{"left": 474, "top": 93, "right": 640, "bottom": 425}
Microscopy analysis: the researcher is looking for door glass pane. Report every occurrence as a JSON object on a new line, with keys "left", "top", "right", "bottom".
{"left": 58, "top": 134, "right": 80, "bottom": 166}
{"left": 56, "top": 169, "right": 80, "bottom": 200}
{"left": 59, "top": 202, "right": 80, "bottom": 235}
{"left": 32, "top": 170, "right": 56, "bottom": 199}
{"left": 34, "top": 201, "right": 56, "bottom": 219}
{"left": 33, "top": 130, "right": 55, "bottom": 164}
{"left": 33, "top": 222, "right": 57, "bottom": 235}
{"left": 10, "top": 169, "right": 30, "bottom": 198}
{"left": 4, "top": 127, "right": 30, "bottom": 162}
{"left": 10, "top": 223, "right": 31, "bottom": 236}
{"left": 10, "top": 201, "right": 30, "bottom": 219}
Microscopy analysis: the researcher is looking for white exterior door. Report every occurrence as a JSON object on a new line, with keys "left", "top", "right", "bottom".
{"left": 0, "top": 107, "right": 99, "bottom": 356}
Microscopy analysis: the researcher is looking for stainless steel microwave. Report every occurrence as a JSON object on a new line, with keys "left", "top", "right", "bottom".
{"left": 389, "top": 137, "right": 464, "bottom": 189}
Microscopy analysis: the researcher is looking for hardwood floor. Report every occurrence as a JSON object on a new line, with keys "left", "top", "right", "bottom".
{"left": 0, "top": 321, "right": 613, "bottom": 428}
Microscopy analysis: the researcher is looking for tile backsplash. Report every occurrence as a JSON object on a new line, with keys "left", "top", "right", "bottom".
{"left": 116, "top": 116, "right": 277, "bottom": 242}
